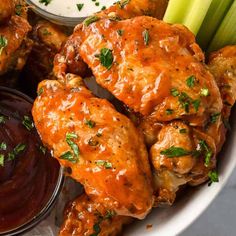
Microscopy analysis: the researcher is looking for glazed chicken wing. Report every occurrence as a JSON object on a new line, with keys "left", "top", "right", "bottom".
{"left": 60, "top": 194, "right": 132, "bottom": 236}
{"left": 32, "top": 74, "right": 153, "bottom": 219}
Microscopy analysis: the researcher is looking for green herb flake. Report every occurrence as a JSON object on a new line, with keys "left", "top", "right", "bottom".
{"left": 39, "top": 145, "right": 46, "bottom": 155}
{"left": 210, "top": 113, "right": 221, "bottom": 124}
{"left": 15, "top": 4, "right": 22, "bottom": 16}
{"left": 101, "top": 6, "right": 106, "bottom": 10}
{"left": 98, "top": 48, "right": 114, "bottom": 70}
{"left": 76, "top": 3, "right": 84, "bottom": 11}
{"left": 160, "top": 146, "right": 191, "bottom": 158}
{"left": 84, "top": 15, "right": 100, "bottom": 27}
{"left": 39, "top": 0, "right": 52, "bottom": 6}
{"left": 0, "top": 35, "right": 8, "bottom": 55}
{"left": 90, "top": 222, "right": 101, "bottom": 236}
{"left": 8, "top": 143, "right": 26, "bottom": 161}
{"left": 0, "top": 116, "right": 5, "bottom": 124}
{"left": 66, "top": 133, "right": 80, "bottom": 159}
{"left": 85, "top": 119, "right": 96, "bottom": 128}
{"left": 166, "top": 109, "right": 174, "bottom": 115}
{"left": 95, "top": 160, "right": 113, "bottom": 169}
{"left": 186, "top": 75, "right": 196, "bottom": 88}
{"left": 178, "top": 92, "right": 192, "bottom": 113}
{"left": 200, "top": 88, "right": 209, "bottom": 97}
{"left": 0, "top": 142, "right": 7, "bottom": 151}
{"left": 208, "top": 170, "right": 219, "bottom": 186}
{"left": 60, "top": 151, "right": 77, "bottom": 163}
{"left": 143, "top": 29, "right": 150, "bottom": 46}
{"left": 22, "top": 116, "right": 34, "bottom": 131}
{"left": 179, "top": 128, "right": 187, "bottom": 134}
{"left": 170, "top": 88, "right": 180, "bottom": 97}
{"left": 117, "top": 29, "right": 124, "bottom": 36}
{"left": 37, "top": 87, "right": 44, "bottom": 96}
{"left": 118, "top": 0, "right": 130, "bottom": 9}
{"left": 192, "top": 99, "right": 201, "bottom": 112}
{"left": 42, "top": 29, "right": 52, "bottom": 36}
{"left": 199, "top": 140, "right": 213, "bottom": 167}
{"left": 0, "top": 154, "right": 4, "bottom": 167}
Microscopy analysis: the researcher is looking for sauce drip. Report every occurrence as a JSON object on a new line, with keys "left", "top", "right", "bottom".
{"left": 0, "top": 89, "right": 61, "bottom": 233}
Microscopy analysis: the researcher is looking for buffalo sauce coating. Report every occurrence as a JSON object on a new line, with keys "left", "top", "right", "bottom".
{"left": 32, "top": 76, "right": 154, "bottom": 219}
{"left": 71, "top": 16, "right": 222, "bottom": 126}
{"left": 0, "top": 91, "right": 60, "bottom": 233}
{"left": 59, "top": 194, "right": 132, "bottom": 236}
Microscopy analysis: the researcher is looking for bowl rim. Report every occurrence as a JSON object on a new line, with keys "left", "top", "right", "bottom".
{"left": 0, "top": 86, "right": 64, "bottom": 236}
{"left": 25, "top": 0, "right": 87, "bottom": 26}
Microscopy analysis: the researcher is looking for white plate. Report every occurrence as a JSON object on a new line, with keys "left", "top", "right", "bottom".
{"left": 124, "top": 108, "right": 236, "bottom": 236}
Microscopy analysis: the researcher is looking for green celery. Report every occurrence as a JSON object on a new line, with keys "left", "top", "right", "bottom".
{"left": 163, "top": 0, "right": 191, "bottom": 24}
{"left": 197, "top": 0, "right": 233, "bottom": 50}
{"left": 182, "top": 0, "right": 213, "bottom": 35}
{"left": 163, "top": 0, "right": 213, "bottom": 35}
{"left": 208, "top": 0, "right": 236, "bottom": 52}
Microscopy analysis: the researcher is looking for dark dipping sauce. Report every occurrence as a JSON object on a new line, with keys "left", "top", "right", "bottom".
{"left": 0, "top": 88, "right": 62, "bottom": 233}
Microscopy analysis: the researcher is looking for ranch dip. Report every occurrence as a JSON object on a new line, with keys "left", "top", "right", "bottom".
{"left": 31, "top": 0, "right": 116, "bottom": 18}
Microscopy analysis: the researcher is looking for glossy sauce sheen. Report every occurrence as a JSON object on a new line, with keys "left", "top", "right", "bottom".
{"left": 0, "top": 90, "right": 60, "bottom": 233}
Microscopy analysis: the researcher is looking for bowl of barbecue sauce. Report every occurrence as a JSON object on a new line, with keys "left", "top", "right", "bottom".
{"left": 0, "top": 87, "right": 64, "bottom": 235}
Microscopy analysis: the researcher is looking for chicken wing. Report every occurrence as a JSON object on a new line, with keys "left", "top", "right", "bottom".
{"left": 59, "top": 194, "right": 132, "bottom": 236}
{"left": 32, "top": 74, "right": 154, "bottom": 219}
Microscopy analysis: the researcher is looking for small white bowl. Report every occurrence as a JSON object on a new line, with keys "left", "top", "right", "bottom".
{"left": 124, "top": 108, "right": 236, "bottom": 235}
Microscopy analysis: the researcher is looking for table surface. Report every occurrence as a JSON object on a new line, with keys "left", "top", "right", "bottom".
{"left": 180, "top": 169, "right": 236, "bottom": 236}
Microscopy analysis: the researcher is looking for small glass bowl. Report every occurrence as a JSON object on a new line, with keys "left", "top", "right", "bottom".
{"left": 26, "top": 0, "right": 86, "bottom": 26}
{"left": 0, "top": 87, "right": 64, "bottom": 236}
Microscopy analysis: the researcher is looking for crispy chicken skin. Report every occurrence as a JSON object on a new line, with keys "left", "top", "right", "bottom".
{"left": 59, "top": 194, "right": 132, "bottom": 236}
{"left": 32, "top": 74, "right": 154, "bottom": 219}
{"left": 54, "top": 0, "right": 168, "bottom": 79}
{"left": 0, "top": 0, "right": 14, "bottom": 24}
{"left": 23, "top": 20, "right": 68, "bottom": 95}
{"left": 54, "top": 16, "right": 222, "bottom": 127}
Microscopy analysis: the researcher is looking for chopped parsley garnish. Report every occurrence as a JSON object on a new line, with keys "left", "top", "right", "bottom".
{"left": 0, "top": 35, "right": 8, "bottom": 55}
{"left": 200, "top": 88, "right": 209, "bottom": 97}
{"left": 22, "top": 116, "right": 34, "bottom": 131}
{"left": 0, "top": 154, "right": 4, "bottom": 167}
{"left": 192, "top": 99, "right": 201, "bottom": 112}
{"left": 208, "top": 170, "right": 219, "bottom": 186}
{"left": 0, "top": 142, "right": 7, "bottom": 151}
{"left": 84, "top": 15, "right": 100, "bottom": 26}
{"left": 117, "top": 29, "right": 124, "bottom": 36}
{"left": 95, "top": 160, "right": 112, "bottom": 169}
{"left": 76, "top": 3, "right": 84, "bottom": 11}
{"left": 66, "top": 133, "right": 80, "bottom": 160}
{"left": 170, "top": 88, "right": 180, "bottom": 97}
{"left": 118, "top": 0, "right": 130, "bottom": 9}
{"left": 186, "top": 75, "right": 196, "bottom": 88}
{"left": 198, "top": 140, "right": 213, "bottom": 167}
{"left": 178, "top": 92, "right": 191, "bottom": 113}
{"left": 166, "top": 109, "right": 174, "bottom": 115}
{"left": 0, "top": 116, "right": 5, "bottom": 124}
{"left": 8, "top": 143, "right": 26, "bottom": 161}
{"left": 101, "top": 6, "right": 106, "bottom": 10}
{"left": 143, "top": 29, "right": 149, "bottom": 46}
{"left": 179, "top": 128, "right": 187, "bottom": 134}
{"left": 160, "top": 146, "right": 191, "bottom": 158}
{"left": 39, "top": 0, "right": 52, "bottom": 6}
{"left": 98, "top": 48, "right": 114, "bottom": 70}
{"left": 42, "top": 29, "right": 52, "bottom": 36}
{"left": 60, "top": 151, "right": 76, "bottom": 163}
{"left": 39, "top": 145, "right": 46, "bottom": 155}
{"left": 37, "top": 87, "right": 44, "bottom": 96}
{"left": 95, "top": 2, "right": 100, "bottom": 6}
{"left": 15, "top": 4, "right": 22, "bottom": 16}
{"left": 210, "top": 113, "right": 221, "bottom": 124}
{"left": 85, "top": 119, "right": 96, "bottom": 128}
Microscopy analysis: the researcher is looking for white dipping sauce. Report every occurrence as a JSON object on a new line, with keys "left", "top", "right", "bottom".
{"left": 31, "top": 0, "right": 116, "bottom": 18}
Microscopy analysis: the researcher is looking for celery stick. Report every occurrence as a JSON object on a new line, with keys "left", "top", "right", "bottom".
{"left": 208, "top": 0, "right": 236, "bottom": 52}
{"left": 182, "top": 0, "right": 213, "bottom": 35}
{"left": 197, "top": 0, "right": 233, "bottom": 50}
{"left": 163, "top": 0, "right": 191, "bottom": 24}
{"left": 164, "top": 0, "right": 213, "bottom": 35}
